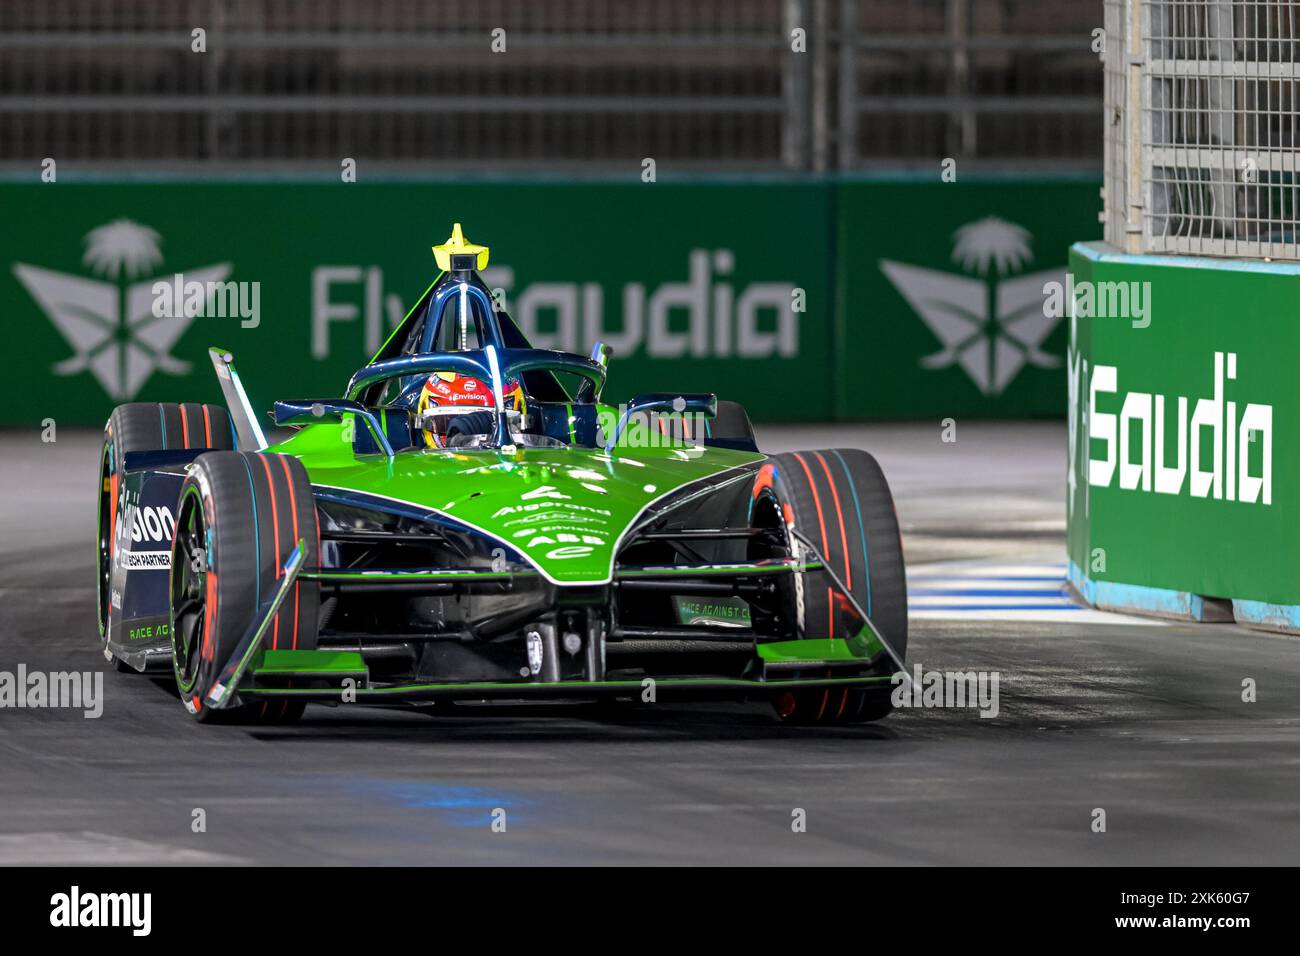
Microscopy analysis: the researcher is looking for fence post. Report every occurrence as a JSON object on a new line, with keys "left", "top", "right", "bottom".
{"left": 811, "top": 0, "right": 831, "bottom": 172}
{"left": 837, "top": 0, "right": 858, "bottom": 170}
{"left": 947, "top": 0, "right": 975, "bottom": 159}
{"left": 1126, "top": 0, "right": 1145, "bottom": 254}
{"left": 783, "top": 0, "right": 812, "bottom": 170}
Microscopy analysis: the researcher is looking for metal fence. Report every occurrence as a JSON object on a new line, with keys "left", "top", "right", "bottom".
{"left": 0, "top": 0, "right": 1103, "bottom": 171}
{"left": 1105, "top": 0, "right": 1300, "bottom": 259}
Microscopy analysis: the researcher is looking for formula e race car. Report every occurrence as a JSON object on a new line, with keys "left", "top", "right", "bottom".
{"left": 96, "top": 225, "right": 908, "bottom": 725}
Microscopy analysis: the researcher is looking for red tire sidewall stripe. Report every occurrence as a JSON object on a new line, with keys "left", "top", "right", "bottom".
{"left": 108, "top": 446, "right": 119, "bottom": 568}
{"left": 106, "top": 427, "right": 118, "bottom": 635}
{"left": 813, "top": 451, "right": 852, "bottom": 590}
{"left": 814, "top": 452, "right": 855, "bottom": 721}
{"left": 256, "top": 455, "right": 282, "bottom": 650}
{"left": 276, "top": 454, "right": 302, "bottom": 651}
{"left": 791, "top": 452, "right": 833, "bottom": 639}
{"left": 792, "top": 452, "right": 833, "bottom": 720}
{"left": 179, "top": 404, "right": 190, "bottom": 448}
{"left": 201, "top": 486, "right": 218, "bottom": 662}
{"left": 203, "top": 566, "right": 218, "bottom": 661}
{"left": 201, "top": 405, "right": 212, "bottom": 448}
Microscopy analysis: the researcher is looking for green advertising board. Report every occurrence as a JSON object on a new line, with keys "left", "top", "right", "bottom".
{"left": 0, "top": 176, "right": 1098, "bottom": 427}
{"left": 836, "top": 177, "right": 1101, "bottom": 418}
{"left": 1068, "top": 241, "right": 1300, "bottom": 616}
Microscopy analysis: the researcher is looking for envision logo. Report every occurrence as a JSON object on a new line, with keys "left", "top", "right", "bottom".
{"left": 125, "top": 504, "right": 176, "bottom": 544}
{"left": 115, "top": 502, "right": 177, "bottom": 570}
{"left": 13, "top": 219, "right": 232, "bottom": 400}
{"left": 1085, "top": 351, "right": 1272, "bottom": 505}
{"left": 880, "top": 217, "right": 1064, "bottom": 395}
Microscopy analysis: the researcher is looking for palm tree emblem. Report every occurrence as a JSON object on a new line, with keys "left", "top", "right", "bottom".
{"left": 952, "top": 217, "right": 1033, "bottom": 275}
{"left": 13, "top": 219, "right": 230, "bottom": 400}
{"left": 83, "top": 219, "right": 165, "bottom": 279}
{"left": 880, "top": 216, "right": 1064, "bottom": 395}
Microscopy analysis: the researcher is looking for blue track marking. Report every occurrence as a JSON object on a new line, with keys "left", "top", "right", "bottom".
{"left": 918, "top": 604, "right": 1082, "bottom": 612}
{"left": 908, "top": 560, "right": 1168, "bottom": 625}
{"left": 910, "top": 574, "right": 1063, "bottom": 583}
{"left": 911, "top": 588, "right": 1070, "bottom": 598}
{"left": 911, "top": 563, "right": 1074, "bottom": 614}
{"left": 344, "top": 778, "right": 542, "bottom": 828}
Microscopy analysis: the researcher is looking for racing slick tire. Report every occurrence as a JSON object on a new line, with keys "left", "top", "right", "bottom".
{"left": 760, "top": 449, "right": 906, "bottom": 725}
{"left": 98, "top": 403, "right": 235, "bottom": 665}
{"left": 169, "top": 451, "right": 320, "bottom": 724}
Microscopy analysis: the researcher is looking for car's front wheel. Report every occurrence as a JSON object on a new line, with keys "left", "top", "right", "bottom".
{"left": 170, "top": 451, "right": 320, "bottom": 724}
{"left": 756, "top": 448, "right": 907, "bottom": 724}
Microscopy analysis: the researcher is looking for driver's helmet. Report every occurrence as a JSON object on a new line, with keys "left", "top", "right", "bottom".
{"left": 416, "top": 372, "right": 525, "bottom": 448}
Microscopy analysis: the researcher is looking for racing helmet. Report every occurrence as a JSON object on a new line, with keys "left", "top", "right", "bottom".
{"left": 416, "top": 372, "right": 526, "bottom": 448}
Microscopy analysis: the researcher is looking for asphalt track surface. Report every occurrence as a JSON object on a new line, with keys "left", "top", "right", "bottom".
{"left": 1, "top": 423, "right": 1297, "bottom": 865}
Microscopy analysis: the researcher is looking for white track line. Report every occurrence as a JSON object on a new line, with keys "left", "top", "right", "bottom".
{"left": 0, "top": 831, "right": 243, "bottom": 865}
{"left": 906, "top": 560, "right": 1166, "bottom": 626}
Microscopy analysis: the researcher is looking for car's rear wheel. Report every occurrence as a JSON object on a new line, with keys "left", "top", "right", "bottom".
{"left": 98, "top": 403, "right": 234, "bottom": 660}
{"left": 170, "top": 450, "right": 320, "bottom": 724}
{"left": 757, "top": 449, "right": 907, "bottom": 724}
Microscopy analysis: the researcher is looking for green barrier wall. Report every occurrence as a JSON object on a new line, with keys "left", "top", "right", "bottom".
{"left": 1, "top": 177, "right": 1098, "bottom": 426}
{"left": 1068, "top": 241, "right": 1300, "bottom": 623}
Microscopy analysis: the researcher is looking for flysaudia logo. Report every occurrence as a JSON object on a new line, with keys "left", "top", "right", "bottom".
{"left": 1070, "top": 349, "right": 1272, "bottom": 508}
{"left": 311, "top": 249, "right": 801, "bottom": 362}
{"left": 880, "top": 217, "right": 1065, "bottom": 395}
{"left": 13, "top": 219, "right": 231, "bottom": 400}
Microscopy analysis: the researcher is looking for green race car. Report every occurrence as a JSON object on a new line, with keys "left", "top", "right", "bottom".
{"left": 96, "top": 225, "right": 907, "bottom": 725}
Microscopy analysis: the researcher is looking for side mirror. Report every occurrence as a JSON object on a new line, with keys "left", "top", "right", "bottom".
{"left": 274, "top": 398, "right": 366, "bottom": 427}
{"left": 626, "top": 392, "right": 717, "bottom": 417}
{"left": 604, "top": 392, "right": 717, "bottom": 452}
{"left": 273, "top": 399, "right": 395, "bottom": 458}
